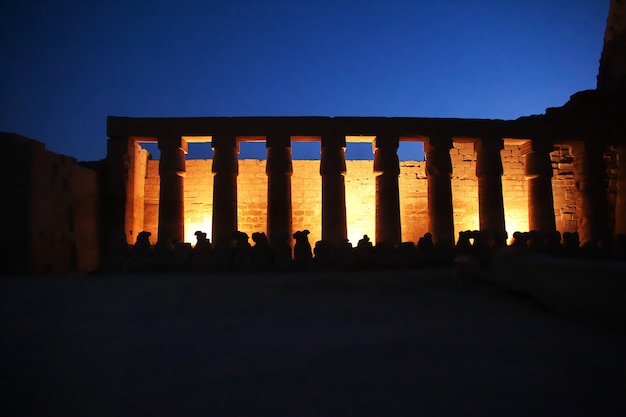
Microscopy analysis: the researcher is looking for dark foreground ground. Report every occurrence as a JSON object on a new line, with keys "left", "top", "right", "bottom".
{"left": 1, "top": 268, "right": 625, "bottom": 417}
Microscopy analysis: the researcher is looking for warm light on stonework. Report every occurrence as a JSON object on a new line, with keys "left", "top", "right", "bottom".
{"left": 184, "top": 218, "right": 212, "bottom": 246}
{"left": 345, "top": 166, "right": 375, "bottom": 245}
{"left": 138, "top": 142, "right": 572, "bottom": 248}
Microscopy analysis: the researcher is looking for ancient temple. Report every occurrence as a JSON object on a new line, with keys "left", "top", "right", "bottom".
{"left": 2, "top": 0, "right": 625, "bottom": 275}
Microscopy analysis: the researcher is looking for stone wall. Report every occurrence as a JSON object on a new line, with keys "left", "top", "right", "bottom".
{"left": 1, "top": 133, "right": 100, "bottom": 275}
{"left": 551, "top": 145, "right": 578, "bottom": 234}
{"left": 143, "top": 160, "right": 159, "bottom": 241}
{"left": 142, "top": 143, "right": 582, "bottom": 246}
{"left": 450, "top": 142, "right": 480, "bottom": 233}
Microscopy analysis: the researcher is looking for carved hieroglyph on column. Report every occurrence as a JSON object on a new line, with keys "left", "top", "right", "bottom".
{"left": 211, "top": 135, "right": 238, "bottom": 249}
{"left": 523, "top": 140, "right": 557, "bottom": 233}
{"left": 572, "top": 141, "right": 611, "bottom": 244}
{"left": 425, "top": 136, "right": 455, "bottom": 245}
{"left": 157, "top": 135, "right": 187, "bottom": 244}
{"left": 266, "top": 135, "right": 293, "bottom": 250}
{"left": 373, "top": 135, "right": 401, "bottom": 246}
{"left": 320, "top": 132, "right": 347, "bottom": 247}
{"left": 475, "top": 137, "right": 507, "bottom": 245}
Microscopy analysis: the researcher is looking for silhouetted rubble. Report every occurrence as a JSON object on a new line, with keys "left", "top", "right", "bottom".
{"left": 251, "top": 232, "right": 273, "bottom": 270}
{"left": 93, "top": 225, "right": 626, "bottom": 276}
{"left": 293, "top": 230, "right": 313, "bottom": 270}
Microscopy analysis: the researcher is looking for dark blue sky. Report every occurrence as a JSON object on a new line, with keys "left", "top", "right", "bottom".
{"left": 0, "top": 0, "right": 609, "bottom": 161}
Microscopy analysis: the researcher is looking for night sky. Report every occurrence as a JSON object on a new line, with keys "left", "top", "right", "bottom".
{"left": 0, "top": 0, "right": 609, "bottom": 161}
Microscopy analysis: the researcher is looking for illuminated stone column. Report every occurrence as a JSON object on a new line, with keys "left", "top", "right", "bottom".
{"left": 523, "top": 141, "right": 557, "bottom": 233}
{"left": 157, "top": 135, "right": 187, "bottom": 244}
{"left": 475, "top": 137, "right": 507, "bottom": 246}
{"left": 373, "top": 135, "right": 401, "bottom": 246}
{"left": 320, "top": 133, "right": 347, "bottom": 247}
{"left": 572, "top": 142, "right": 610, "bottom": 244}
{"left": 425, "top": 136, "right": 455, "bottom": 245}
{"left": 615, "top": 145, "right": 626, "bottom": 236}
{"left": 211, "top": 135, "right": 239, "bottom": 249}
{"left": 266, "top": 135, "right": 293, "bottom": 249}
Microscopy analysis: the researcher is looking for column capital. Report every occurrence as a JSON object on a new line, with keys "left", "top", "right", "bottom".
{"left": 475, "top": 137, "right": 504, "bottom": 178}
{"left": 425, "top": 137, "right": 453, "bottom": 178}
{"left": 524, "top": 147, "right": 554, "bottom": 179}
{"left": 373, "top": 135, "right": 399, "bottom": 175}
{"left": 158, "top": 137, "right": 186, "bottom": 177}
{"left": 158, "top": 134, "right": 188, "bottom": 153}
{"left": 211, "top": 134, "right": 238, "bottom": 149}
{"left": 373, "top": 135, "right": 399, "bottom": 151}
{"left": 320, "top": 141, "right": 346, "bottom": 176}
{"left": 266, "top": 146, "right": 293, "bottom": 176}
{"left": 321, "top": 131, "right": 347, "bottom": 148}
{"left": 266, "top": 134, "right": 291, "bottom": 148}
{"left": 520, "top": 138, "right": 554, "bottom": 156}
{"left": 424, "top": 135, "right": 453, "bottom": 153}
{"left": 474, "top": 136, "right": 504, "bottom": 151}
{"left": 211, "top": 138, "right": 239, "bottom": 175}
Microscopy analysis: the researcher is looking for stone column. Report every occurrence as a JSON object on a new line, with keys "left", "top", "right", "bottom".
{"left": 523, "top": 141, "right": 557, "bottom": 233}
{"left": 373, "top": 135, "right": 401, "bottom": 246}
{"left": 615, "top": 145, "right": 626, "bottom": 236}
{"left": 572, "top": 142, "right": 610, "bottom": 244}
{"left": 266, "top": 135, "right": 293, "bottom": 250}
{"left": 475, "top": 137, "right": 507, "bottom": 246}
{"left": 211, "top": 135, "right": 239, "bottom": 249}
{"left": 157, "top": 135, "right": 187, "bottom": 244}
{"left": 425, "top": 136, "right": 455, "bottom": 245}
{"left": 104, "top": 135, "right": 132, "bottom": 248}
{"left": 320, "top": 133, "right": 347, "bottom": 247}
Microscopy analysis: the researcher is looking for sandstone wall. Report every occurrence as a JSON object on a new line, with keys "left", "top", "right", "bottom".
{"left": 551, "top": 146, "right": 578, "bottom": 234}
{"left": 144, "top": 160, "right": 159, "bottom": 241}
{"left": 70, "top": 163, "right": 100, "bottom": 275}
{"left": 1, "top": 133, "right": 100, "bottom": 275}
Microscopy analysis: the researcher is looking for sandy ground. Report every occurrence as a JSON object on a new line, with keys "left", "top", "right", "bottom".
{"left": 2, "top": 268, "right": 625, "bottom": 417}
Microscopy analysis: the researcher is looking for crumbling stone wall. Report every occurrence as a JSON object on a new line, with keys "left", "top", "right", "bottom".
{"left": 143, "top": 160, "right": 159, "bottom": 240}
{"left": 1, "top": 133, "right": 99, "bottom": 275}
{"left": 551, "top": 145, "right": 578, "bottom": 234}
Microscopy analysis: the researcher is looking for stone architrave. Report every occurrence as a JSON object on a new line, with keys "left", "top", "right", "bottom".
{"left": 425, "top": 136, "right": 455, "bottom": 245}
{"left": 475, "top": 137, "right": 507, "bottom": 245}
{"left": 266, "top": 135, "right": 293, "bottom": 249}
{"left": 572, "top": 141, "right": 611, "bottom": 244}
{"left": 523, "top": 140, "right": 557, "bottom": 233}
{"left": 211, "top": 135, "right": 239, "bottom": 249}
{"left": 320, "top": 132, "right": 347, "bottom": 247}
{"left": 157, "top": 135, "right": 187, "bottom": 244}
{"left": 373, "top": 135, "right": 401, "bottom": 246}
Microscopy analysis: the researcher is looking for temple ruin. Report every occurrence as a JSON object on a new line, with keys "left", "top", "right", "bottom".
{"left": 1, "top": 0, "right": 625, "bottom": 275}
{"left": 105, "top": 114, "right": 624, "bottom": 250}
